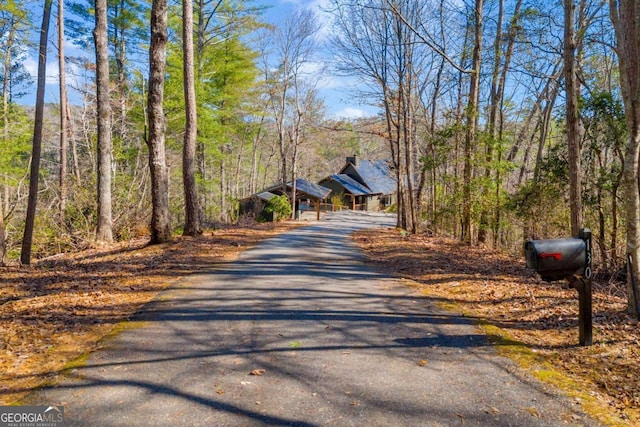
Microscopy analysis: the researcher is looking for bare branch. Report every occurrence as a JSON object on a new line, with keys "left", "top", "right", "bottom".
{"left": 383, "top": 0, "right": 472, "bottom": 74}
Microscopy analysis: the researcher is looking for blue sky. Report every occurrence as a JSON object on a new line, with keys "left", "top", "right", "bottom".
{"left": 20, "top": 0, "right": 375, "bottom": 119}
{"left": 261, "top": 0, "right": 376, "bottom": 119}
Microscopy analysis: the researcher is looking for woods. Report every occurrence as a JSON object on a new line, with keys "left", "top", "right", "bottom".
{"left": 0, "top": 0, "right": 639, "bottom": 309}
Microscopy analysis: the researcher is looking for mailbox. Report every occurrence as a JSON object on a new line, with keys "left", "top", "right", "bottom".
{"left": 524, "top": 229, "right": 592, "bottom": 346}
{"left": 524, "top": 237, "right": 586, "bottom": 281}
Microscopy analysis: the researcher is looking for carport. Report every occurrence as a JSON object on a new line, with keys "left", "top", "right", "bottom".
{"left": 262, "top": 178, "right": 332, "bottom": 220}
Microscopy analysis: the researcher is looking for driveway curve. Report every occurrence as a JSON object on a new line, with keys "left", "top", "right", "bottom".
{"left": 27, "top": 211, "right": 599, "bottom": 426}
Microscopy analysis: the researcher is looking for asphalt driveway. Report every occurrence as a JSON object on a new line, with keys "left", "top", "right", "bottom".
{"left": 26, "top": 211, "right": 599, "bottom": 426}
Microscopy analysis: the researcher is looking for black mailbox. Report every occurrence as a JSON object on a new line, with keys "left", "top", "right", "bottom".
{"left": 524, "top": 229, "right": 592, "bottom": 346}
{"left": 524, "top": 238, "right": 586, "bottom": 281}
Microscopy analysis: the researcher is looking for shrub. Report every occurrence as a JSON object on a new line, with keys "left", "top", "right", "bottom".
{"left": 331, "top": 193, "right": 345, "bottom": 210}
{"left": 264, "top": 195, "right": 292, "bottom": 221}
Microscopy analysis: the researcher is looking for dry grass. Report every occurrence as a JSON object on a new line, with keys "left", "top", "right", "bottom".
{"left": 354, "top": 228, "right": 640, "bottom": 426}
{"left": 0, "top": 222, "right": 301, "bottom": 405}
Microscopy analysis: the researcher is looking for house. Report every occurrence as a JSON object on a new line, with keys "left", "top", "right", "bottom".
{"left": 240, "top": 178, "right": 332, "bottom": 221}
{"left": 319, "top": 155, "right": 396, "bottom": 211}
{"left": 239, "top": 156, "right": 396, "bottom": 221}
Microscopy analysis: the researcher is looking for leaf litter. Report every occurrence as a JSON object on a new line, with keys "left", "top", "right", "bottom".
{"left": 4, "top": 221, "right": 638, "bottom": 424}
{"left": 0, "top": 222, "right": 300, "bottom": 405}
{"left": 354, "top": 228, "right": 640, "bottom": 426}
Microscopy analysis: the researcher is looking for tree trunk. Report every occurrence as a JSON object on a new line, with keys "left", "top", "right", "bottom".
{"left": 21, "top": 0, "right": 53, "bottom": 265}
{"left": 479, "top": 0, "right": 522, "bottom": 245}
{"left": 249, "top": 117, "right": 264, "bottom": 195}
{"left": 220, "top": 158, "right": 226, "bottom": 222}
{"left": 609, "top": 0, "right": 640, "bottom": 315}
{"left": 115, "top": 0, "right": 128, "bottom": 143}
{"left": 493, "top": 0, "right": 523, "bottom": 246}
{"left": 0, "top": 200, "right": 5, "bottom": 265}
{"left": 453, "top": 25, "right": 470, "bottom": 239}
{"left": 147, "top": 0, "right": 172, "bottom": 243}
{"left": 291, "top": 134, "right": 299, "bottom": 219}
{"left": 1, "top": 26, "right": 12, "bottom": 118}
{"left": 1, "top": 21, "right": 15, "bottom": 265}
{"left": 182, "top": 0, "right": 201, "bottom": 236}
{"left": 94, "top": 0, "right": 113, "bottom": 243}
{"left": 71, "top": 98, "right": 82, "bottom": 184}
{"left": 461, "top": 0, "right": 483, "bottom": 245}
{"left": 610, "top": 161, "right": 623, "bottom": 268}
{"left": 478, "top": 0, "right": 504, "bottom": 244}
{"left": 58, "top": 0, "right": 68, "bottom": 225}
{"left": 533, "top": 74, "right": 562, "bottom": 183}
{"left": 564, "top": 0, "right": 583, "bottom": 236}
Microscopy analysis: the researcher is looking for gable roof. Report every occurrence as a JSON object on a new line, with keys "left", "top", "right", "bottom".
{"left": 256, "top": 191, "right": 277, "bottom": 201}
{"left": 292, "top": 178, "right": 332, "bottom": 200}
{"left": 341, "top": 159, "right": 396, "bottom": 195}
{"left": 263, "top": 178, "right": 332, "bottom": 200}
{"left": 357, "top": 160, "right": 396, "bottom": 194}
{"left": 326, "top": 174, "right": 373, "bottom": 196}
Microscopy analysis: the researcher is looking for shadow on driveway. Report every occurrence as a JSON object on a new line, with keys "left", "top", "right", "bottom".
{"left": 25, "top": 212, "right": 597, "bottom": 427}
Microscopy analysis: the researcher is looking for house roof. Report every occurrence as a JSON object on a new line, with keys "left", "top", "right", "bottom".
{"left": 328, "top": 174, "right": 372, "bottom": 196}
{"left": 293, "top": 178, "right": 332, "bottom": 200}
{"left": 263, "top": 178, "right": 332, "bottom": 200}
{"left": 341, "top": 159, "right": 396, "bottom": 195}
{"left": 256, "top": 191, "right": 277, "bottom": 201}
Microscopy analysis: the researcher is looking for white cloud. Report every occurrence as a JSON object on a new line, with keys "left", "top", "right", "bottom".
{"left": 23, "top": 57, "right": 60, "bottom": 84}
{"left": 331, "top": 107, "right": 376, "bottom": 119}
{"left": 23, "top": 55, "right": 86, "bottom": 88}
{"left": 316, "top": 72, "right": 340, "bottom": 90}
{"left": 310, "top": 0, "right": 333, "bottom": 41}
{"left": 23, "top": 57, "right": 38, "bottom": 79}
{"left": 64, "top": 39, "right": 83, "bottom": 51}
{"left": 275, "top": 0, "right": 333, "bottom": 40}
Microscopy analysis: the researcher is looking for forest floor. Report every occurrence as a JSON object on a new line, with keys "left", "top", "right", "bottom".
{"left": 353, "top": 228, "right": 640, "bottom": 427}
{"left": 0, "top": 221, "right": 301, "bottom": 406}
{"left": 1, "top": 222, "right": 639, "bottom": 426}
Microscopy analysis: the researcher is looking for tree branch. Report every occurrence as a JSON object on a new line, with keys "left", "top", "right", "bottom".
{"left": 382, "top": 0, "right": 472, "bottom": 74}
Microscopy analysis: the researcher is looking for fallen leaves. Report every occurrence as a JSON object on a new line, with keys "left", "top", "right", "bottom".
{"left": 354, "top": 228, "right": 640, "bottom": 425}
{"left": 0, "top": 222, "right": 300, "bottom": 405}
{"left": 486, "top": 407, "right": 499, "bottom": 416}
{"left": 525, "top": 407, "right": 541, "bottom": 417}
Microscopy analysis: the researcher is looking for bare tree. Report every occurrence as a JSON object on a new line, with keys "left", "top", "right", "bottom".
{"left": 609, "top": 0, "right": 640, "bottom": 315}
{"left": 564, "top": 0, "right": 583, "bottom": 236}
{"left": 263, "top": 9, "right": 321, "bottom": 215}
{"left": 0, "top": 8, "right": 23, "bottom": 265}
{"left": 478, "top": 0, "right": 522, "bottom": 245}
{"left": 461, "top": 0, "right": 483, "bottom": 245}
{"left": 94, "top": 0, "right": 113, "bottom": 243}
{"left": 331, "top": 0, "right": 428, "bottom": 232}
{"left": 58, "top": 0, "right": 68, "bottom": 224}
{"left": 147, "top": 0, "right": 171, "bottom": 243}
{"left": 182, "top": 0, "right": 201, "bottom": 235}
{"left": 21, "top": 0, "right": 53, "bottom": 265}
